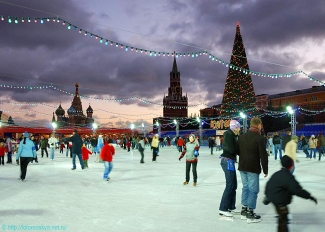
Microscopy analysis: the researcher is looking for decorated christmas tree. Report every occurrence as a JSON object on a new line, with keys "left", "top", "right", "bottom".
{"left": 221, "top": 22, "right": 256, "bottom": 116}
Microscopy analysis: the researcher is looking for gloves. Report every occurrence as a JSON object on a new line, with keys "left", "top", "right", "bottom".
{"left": 194, "top": 150, "right": 199, "bottom": 157}
{"left": 263, "top": 196, "right": 270, "bottom": 205}
{"left": 179, "top": 156, "right": 183, "bottom": 161}
{"left": 310, "top": 196, "right": 317, "bottom": 204}
{"left": 16, "top": 160, "right": 19, "bottom": 165}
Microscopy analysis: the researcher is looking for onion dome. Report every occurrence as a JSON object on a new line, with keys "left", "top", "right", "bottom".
{"left": 55, "top": 104, "right": 65, "bottom": 116}
{"left": 67, "top": 106, "right": 76, "bottom": 115}
{"left": 86, "top": 104, "right": 93, "bottom": 114}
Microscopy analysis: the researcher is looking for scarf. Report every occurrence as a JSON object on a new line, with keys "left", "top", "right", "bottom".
{"left": 249, "top": 126, "right": 261, "bottom": 135}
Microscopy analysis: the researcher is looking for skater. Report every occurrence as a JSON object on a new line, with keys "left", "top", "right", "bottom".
{"left": 48, "top": 133, "right": 57, "bottom": 160}
{"left": 209, "top": 136, "right": 215, "bottom": 155}
{"left": 316, "top": 133, "right": 325, "bottom": 161}
{"left": 284, "top": 135, "right": 299, "bottom": 174}
{"left": 300, "top": 135, "right": 309, "bottom": 158}
{"left": 60, "top": 142, "right": 65, "bottom": 154}
{"left": 30, "top": 135, "right": 39, "bottom": 163}
{"left": 63, "top": 130, "right": 84, "bottom": 170}
{"left": 15, "top": 132, "right": 37, "bottom": 181}
{"left": 151, "top": 135, "right": 159, "bottom": 162}
{"left": 263, "top": 156, "right": 317, "bottom": 232}
{"left": 5, "top": 137, "right": 13, "bottom": 164}
{"left": 100, "top": 139, "right": 115, "bottom": 181}
{"left": 308, "top": 135, "right": 317, "bottom": 159}
{"left": 82, "top": 144, "right": 92, "bottom": 168}
{"left": 96, "top": 135, "right": 104, "bottom": 162}
{"left": 236, "top": 117, "right": 268, "bottom": 223}
{"left": 179, "top": 134, "right": 200, "bottom": 186}
{"left": 219, "top": 120, "right": 241, "bottom": 218}
{"left": 39, "top": 135, "right": 49, "bottom": 158}
{"left": 138, "top": 137, "right": 145, "bottom": 163}
{"left": 273, "top": 132, "right": 282, "bottom": 160}
{"left": 0, "top": 142, "right": 6, "bottom": 165}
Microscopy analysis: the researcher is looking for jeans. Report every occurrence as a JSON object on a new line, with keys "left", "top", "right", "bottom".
{"left": 103, "top": 161, "right": 113, "bottom": 179}
{"left": 50, "top": 147, "right": 55, "bottom": 159}
{"left": 210, "top": 147, "right": 213, "bottom": 155}
{"left": 319, "top": 146, "right": 325, "bottom": 161}
{"left": 219, "top": 158, "right": 237, "bottom": 211}
{"left": 309, "top": 148, "right": 316, "bottom": 159}
{"left": 152, "top": 147, "right": 159, "bottom": 161}
{"left": 178, "top": 146, "right": 182, "bottom": 152}
{"left": 302, "top": 145, "right": 309, "bottom": 157}
{"left": 66, "top": 147, "right": 69, "bottom": 157}
{"left": 240, "top": 171, "right": 259, "bottom": 210}
{"left": 72, "top": 153, "right": 84, "bottom": 169}
{"left": 274, "top": 144, "right": 282, "bottom": 160}
{"left": 139, "top": 151, "right": 144, "bottom": 163}
{"left": 185, "top": 162, "right": 197, "bottom": 182}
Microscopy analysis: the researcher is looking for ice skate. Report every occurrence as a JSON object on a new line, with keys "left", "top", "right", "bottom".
{"left": 240, "top": 206, "right": 248, "bottom": 220}
{"left": 193, "top": 182, "right": 197, "bottom": 186}
{"left": 183, "top": 181, "right": 188, "bottom": 185}
{"left": 246, "top": 209, "right": 261, "bottom": 223}
{"left": 228, "top": 209, "right": 241, "bottom": 215}
{"left": 218, "top": 211, "right": 233, "bottom": 221}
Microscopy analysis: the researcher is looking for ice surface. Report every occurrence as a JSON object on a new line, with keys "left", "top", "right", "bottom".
{"left": 1, "top": 146, "right": 324, "bottom": 232}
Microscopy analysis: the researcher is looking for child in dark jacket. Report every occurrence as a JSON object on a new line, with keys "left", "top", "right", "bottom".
{"left": 60, "top": 142, "right": 65, "bottom": 154}
{"left": 263, "top": 156, "right": 317, "bottom": 232}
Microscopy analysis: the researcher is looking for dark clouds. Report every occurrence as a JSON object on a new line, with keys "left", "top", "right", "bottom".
{"left": 0, "top": 0, "right": 325, "bottom": 127}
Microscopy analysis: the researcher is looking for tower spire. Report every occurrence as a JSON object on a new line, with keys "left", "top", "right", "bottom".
{"left": 172, "top": 51, "right": 178, "bottom": 73}
{"left": 75, "top": 83, "right": 79, "bottom": 96}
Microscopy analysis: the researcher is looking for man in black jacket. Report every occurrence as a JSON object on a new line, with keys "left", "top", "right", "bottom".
{"left": 272, "top": 132, "right": 282, "bottom": 160}
{"left": 219, "top": 120, "right": 240, "bottom": 218}
{"left": 282, "top": 131, "right": 291, "bottom": 151}
{"left": 236, "top": 117, "right": 268, "bottom": 223}
{"left": 264, "top": 156, "right": 317, "bottom": 232}
{"left": 64, "top": 130, "right": 84, "bottom": 170}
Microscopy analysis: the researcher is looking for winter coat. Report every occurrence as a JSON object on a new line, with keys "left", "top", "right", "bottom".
{"left": 39, "top": 138, "right": 48, "bottom": 149}
{"left": 48, "top": 137, "right": 57, "bottom": 148}
{"left": 82, "top": 147, "right": 92, "bottom": 160}
{"left": 101, "top": 144, "right": 115, "bottom": 162}
{"left": 151, "top": 138, "right": 159, "bottom": 148}
{"left": 309, "top": 138, "right": 317, "bottom": 149}
{"left": 272, "top": 135, "right": 281, "bottom": 145}
{"left": 180, "top": 141, "right": 199, "bottom": 163}
{"left": 16, "top": 138, "right": 36, "bottom": 159}
{"left": 0, "top": 146, "right": 6, "bottom": 156}
{"left": 138, "top": 139, "right": 145, "bottom": 152}
{"left": 317, "top": 135, "right": 325, "bottom": 147}
{"left": 208, "top": 138, "right": 215, "bottom": 148}
{"left": 265, "top": 168, "right": 311, "bottom": 206}
{"left": 5, "top": 139, "right": 13, "bottom": 152}
{"left": 282, "top": 135, "right": 291, "bottom": 150}
{"left": 236, "top": 130, "right": 268, "bottom": 175}
{"left": 284, "top": 140, "right": 298, "bottom": 161}
{"left": 65, "top": 134, "right": 83, "bottom": 154}
{"left": 221, "top": 129, "right": 237, "bottom": 161}
{"left": 177, "top": 138, "right": 185, "bottom": 147}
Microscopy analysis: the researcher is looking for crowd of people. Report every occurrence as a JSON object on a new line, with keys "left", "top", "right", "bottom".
{"left": 1, "top": 120, "right": 323, "bottom": 232}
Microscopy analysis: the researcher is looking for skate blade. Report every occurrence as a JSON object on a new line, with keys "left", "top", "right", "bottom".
{"left": 247, "top": 219, "right": 262, "bottom": 224}
{"left": 218, "top": 216, "right": 234, "bottom": 221}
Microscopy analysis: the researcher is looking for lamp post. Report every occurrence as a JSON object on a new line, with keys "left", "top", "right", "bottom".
{"left": 286, "top": 106, "right": 296, "bottom": 135}
{"left": 174, "top": 119, "right": 179, "bottom": 137}
{"left": 130, "top": 123, "right": 135, "bottom": 137}
{"left": 142, "top": 123, "right": 146, "bottom": 138}
{"left": 156, "top": 121, "right": 161, "bottom": 138}
{"left": 196, "top": 117, "right": 202, "bottom": 142}
{"left": 92, "top": 122, "right": 98, "bottom": 134}
{"left": 51, "top": 122, "right": 57, "bottom": 134}
{"left": 240, "top": 112, "right": 248, "bottom": 133}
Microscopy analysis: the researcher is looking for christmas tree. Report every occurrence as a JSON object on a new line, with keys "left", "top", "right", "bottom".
{"left": 221, "top": 22, "right": 256, "bottom": 116}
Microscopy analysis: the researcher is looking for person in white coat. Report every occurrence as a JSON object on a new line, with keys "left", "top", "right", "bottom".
{"left": 48, "top": 133, "right": 58, "bottom": 161}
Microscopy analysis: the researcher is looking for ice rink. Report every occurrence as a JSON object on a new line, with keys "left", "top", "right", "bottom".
{"left": 1, "top": 145, "right": 324, "bottom": 232}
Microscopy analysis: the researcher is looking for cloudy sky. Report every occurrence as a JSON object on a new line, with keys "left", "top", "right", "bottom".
{"left": 0, "top": 0, "right": 324, "bottom": 130}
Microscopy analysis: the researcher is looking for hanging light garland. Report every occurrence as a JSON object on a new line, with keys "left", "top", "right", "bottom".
{"left": 1, "top": 15, "right": 324, "bottom": 86}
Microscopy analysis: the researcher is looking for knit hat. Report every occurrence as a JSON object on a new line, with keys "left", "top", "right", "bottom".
{"left": 229, "top": 120, "right": 240, "bottom": 130}
{"left": 23, "top": 132, "right": 29, "bottom": 138}
{"left": 311, "top": 134, "right": 315, "bottom": 138}
{"left": 281, "top": 156, "right": 294, "bottom": 169}
{"left": 189, "top": 134, "right": 195, "bottom": 140}
{"left": 291, "top": 135, "right": 298, "bottom": 141}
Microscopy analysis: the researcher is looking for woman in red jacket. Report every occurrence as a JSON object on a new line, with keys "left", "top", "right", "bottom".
{"left": 100, "top": 139, "right": 115, "bottom": 181}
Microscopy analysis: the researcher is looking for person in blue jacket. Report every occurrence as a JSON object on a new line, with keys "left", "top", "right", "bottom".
{"left": 16, "top": 132, "right": 36, "bottom": 181}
